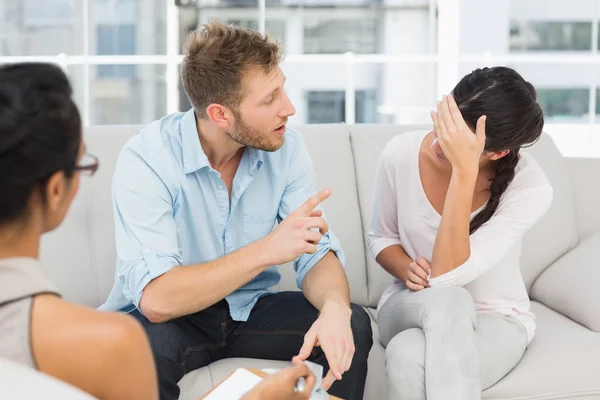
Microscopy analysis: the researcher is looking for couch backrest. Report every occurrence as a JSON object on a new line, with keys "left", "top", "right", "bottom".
{"left": 347, "top": 125, "right": 425, "bottom": 306}
{"left": 40, "top": 123, "right": 582, "bottom": 309}
{"left": 516, "top": 134, "right": 579, "bottom": 290}
{"left": 41, "top": 126, "right": 136, "bottom": 307}
{"left": 274, "top": 125, "right": 369, "bottom": 306}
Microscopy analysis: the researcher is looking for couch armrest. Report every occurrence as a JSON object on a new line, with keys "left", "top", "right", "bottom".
{"left": 530, "top": 231, "right": 600, "bottom": 332}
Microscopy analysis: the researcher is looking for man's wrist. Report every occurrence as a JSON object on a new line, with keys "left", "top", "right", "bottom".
{"left": 244, "top": 237, "right": 273, "bottom": 272}
{"left": 321, "top": 296, "right": 352, "bottom": 317}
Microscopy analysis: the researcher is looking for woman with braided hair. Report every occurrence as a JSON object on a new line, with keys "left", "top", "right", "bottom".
{"left": 368, "top": 66, "right": 553, "bottom": 399}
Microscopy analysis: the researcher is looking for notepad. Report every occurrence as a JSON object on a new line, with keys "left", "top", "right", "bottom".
{"left": 202, "top": 368, "right": 264, "bottom": 400}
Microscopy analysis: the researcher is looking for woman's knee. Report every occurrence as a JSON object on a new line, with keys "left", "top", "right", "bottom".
{"left": 385, "top": 328, "right": 426, "bottom": 399}
{"left": 423, "top": 287, "right": 475, "bottom": 324}
{"left": 385, "top": 328, "right": 425, "bottom": 376}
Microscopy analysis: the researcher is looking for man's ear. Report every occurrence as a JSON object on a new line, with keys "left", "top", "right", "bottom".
{"left": 205, "top": 104, "right": 234, "bottom": 130}
{"left": 487, "top": 149, "right": 510, "bottom": 161}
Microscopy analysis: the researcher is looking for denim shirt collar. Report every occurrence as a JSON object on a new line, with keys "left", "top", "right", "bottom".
{"left": 181, "top": 109, "right": 210, "bottom": 174}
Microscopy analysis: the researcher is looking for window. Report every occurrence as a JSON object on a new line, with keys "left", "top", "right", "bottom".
{"left": 281, "top": 0, "right": 375, "bottom": 5}
{"left": 509, "top": 21, "right": 593, "bottom": 51}
{"left": 90, "top": 0, "right": 166, "bottom": 55}
{"left": 0, "top": 0, "right": 81, "bottom": 56}
{"left": 304, "top": 17, "right": 379, "bottom": 54}
{"left": 92, "top": 65, "right": 166, "bottom": 125}
{"left": 23, "top": 0, "right": 72, "bottom": 27}
{"left": 227, "top": 19, "right": 286, "bottom": 45}
{"left": 97, "top": 24, "right": 137, "bottom": 78}
{"left": 306, "top": 90, "right": 377, "bottom": 123}
{"left": 536, "top": 88, "right": 589, "bottom": 121}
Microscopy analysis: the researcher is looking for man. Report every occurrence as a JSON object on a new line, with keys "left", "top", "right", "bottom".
{"left": 100, "top": 21, "right": 373, "bottom": 400}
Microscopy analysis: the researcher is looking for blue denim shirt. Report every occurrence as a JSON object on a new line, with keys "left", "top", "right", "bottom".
{"left": 99, "top": 109, "right": 345, "bottom": 321}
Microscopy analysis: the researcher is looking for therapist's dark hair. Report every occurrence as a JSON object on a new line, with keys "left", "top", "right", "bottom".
{"left": 0, "top": 62, "right": 81, "bottom": 224}
{"left": 452, "top": 66, "right": 544, "bottom": 234}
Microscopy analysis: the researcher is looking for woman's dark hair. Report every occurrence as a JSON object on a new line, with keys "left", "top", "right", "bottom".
{"left": 452, "top": 66, "right": 544, "bottom": 234}
{"left": 0, "top": 62, "right": 82, "bottom": 224}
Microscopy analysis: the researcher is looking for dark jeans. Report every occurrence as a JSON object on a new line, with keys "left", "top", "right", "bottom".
{"left": 130, "top": 291, "right": 373, "bottom": 400}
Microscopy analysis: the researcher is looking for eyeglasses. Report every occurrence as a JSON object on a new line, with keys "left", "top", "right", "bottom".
{"left": 75, "top": 152, "right": 99, "bottom": 176}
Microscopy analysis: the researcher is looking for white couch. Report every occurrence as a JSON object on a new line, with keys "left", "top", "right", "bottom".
{"left": 39, "top": 123, "right": 600, "bottom": 400}
{"left": 0, "top": 358, "right": 95, "bottom": 400}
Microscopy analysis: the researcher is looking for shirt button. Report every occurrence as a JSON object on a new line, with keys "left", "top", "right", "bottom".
{"left": 144, "top": 248, "right": 151, "bottom": 254}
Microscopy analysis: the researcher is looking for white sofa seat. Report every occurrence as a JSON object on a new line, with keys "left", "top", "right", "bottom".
{"left": 483, "top": 302, "right": 600, "bottom": 400}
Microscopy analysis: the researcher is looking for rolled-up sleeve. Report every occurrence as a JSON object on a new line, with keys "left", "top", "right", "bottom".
{"left": 367, "top": 142, "right": 402, "bottom": 258}
{"left": 429, "top": 185, "right": 554, "bottom": 287}
{"left": 112, "top": 147, "right": 182, "bottom": 308}
{"left": 277, "top": 134, "right": 346, "bottom": 289}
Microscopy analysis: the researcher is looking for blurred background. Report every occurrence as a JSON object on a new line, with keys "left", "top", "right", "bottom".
{"left": 1, "top": 0, "right": 600, "bottom": 156}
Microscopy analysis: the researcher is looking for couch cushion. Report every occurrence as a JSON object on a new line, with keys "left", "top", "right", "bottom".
{"left": 87, "top": 125, "right": 143, "bottom": 305}
{"left": 364, "top": 307, "right": 388, "bottom": 400}
{"left": 348, "top": 124, "right": 433, "bottom": 307}
{"left": 40, "top": 176, "right": 97, "bottom": 306}
{"left": 567, "top": 158, "right": 600, "bottom": 239}
{"left": 39, "top": 125, "right": 142, "bottom": 307}
{"left": 519, "top": 134, "right": 579, "bottom": 291}
{"left": 482, "top": 301, "right": 600, "bottom": 400}
{"left": 264, "top": 125, "right": 369, "bottom": 306}
{"left": 531, "top": 232, "right": 600, "bottom": 332}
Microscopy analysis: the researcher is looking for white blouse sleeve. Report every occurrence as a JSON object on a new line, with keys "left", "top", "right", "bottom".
{"left": 367, "top": 142, "right": 403, "bottom": 258}
{"left": 429, "top": 183, "right": 553, "bottom": 288}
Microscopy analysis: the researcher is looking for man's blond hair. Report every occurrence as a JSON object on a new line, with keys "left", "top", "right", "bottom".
{"left": 181, "top": 20, "right": 282, "bottom": 118}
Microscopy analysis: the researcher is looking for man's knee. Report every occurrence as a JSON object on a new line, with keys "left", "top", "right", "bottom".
{"left": 350, "top": 304, "right": 373, "bottom": 358}
{"left": 140, "top": 320, "right": 184, "bottom": 364}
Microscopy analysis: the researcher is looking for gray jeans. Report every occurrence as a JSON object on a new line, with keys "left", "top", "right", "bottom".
{"left": 378, "top": 286, "right": 529, "bottom": 400}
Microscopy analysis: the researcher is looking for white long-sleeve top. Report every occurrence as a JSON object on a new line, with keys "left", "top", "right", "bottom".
{"left": 368, "top": 131, "right": 553, "bottom": 343}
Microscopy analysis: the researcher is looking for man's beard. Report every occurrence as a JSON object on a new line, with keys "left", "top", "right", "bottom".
{"left": 226, "top": 110, "right": 284, "bottom": 152}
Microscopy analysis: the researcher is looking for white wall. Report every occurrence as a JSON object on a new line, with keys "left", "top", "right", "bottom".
{"left": 381, "top": 8, "right": 433, "bottom": 124}
{"left": 459, "top": 0, "right": 510, "bottom": 54}
{"left": 510, "top": 0, "right": 597, "bottom": 21}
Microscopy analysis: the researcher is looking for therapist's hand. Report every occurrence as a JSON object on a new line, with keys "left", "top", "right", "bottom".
{"left": 294, "top": 301, "right": 354, "bottom": 390}
{"left": 242, "top": 358, "right": 316, "bottom": 400}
